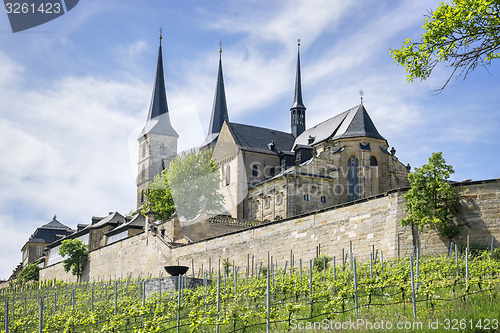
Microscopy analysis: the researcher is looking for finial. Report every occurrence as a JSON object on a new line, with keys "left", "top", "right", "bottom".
{"left": 359, "top": 90, "right": 364, "bottom": 104}
{"left": 297, "top": 38, "right": 301, "bottom": 51}
{"left": 159, "top": 27, "right": 163, "bottom": 45}
{"left": 218, "top": 40, "right": 223, "bottom": 54}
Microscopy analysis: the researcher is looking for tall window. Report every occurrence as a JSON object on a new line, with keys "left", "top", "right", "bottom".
{"left": 141, "top": 165, "right": 146, "bottom": 180}
{"left": 225, "top": 165, "right": 230, "bottom": 186}
{"left": 269, "top": 167, "right": 275, "bottom": 178}
{"left": 37, "top": 246, "right": 43, "bottom": 256}
{"left": 370, "top": 156, "right": 378, "bottom": 166}
{"left": 252, "top": 164, "right": 258, "bottom": 177}
{"left": 348, "top": 155, "right": 359, "bottom": 201}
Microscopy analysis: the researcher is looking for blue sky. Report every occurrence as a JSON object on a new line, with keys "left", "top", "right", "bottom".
{"left": 1, "top": 0, "right": 499, "bottom": 279}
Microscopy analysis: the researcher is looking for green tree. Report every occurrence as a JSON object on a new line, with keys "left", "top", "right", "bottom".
{"left": 390, "top": 0, "right": 500, "bottom": 89}
{"left": 59, "top": 239, "right": 88, "bottom": 282}
{"left": 402, "top": 152, "right": 461, "bottom": 241}
{"left": 17, "top": 263, "right": 39, "bottom": 283}
{"left": 146, "top": 149, "right": 224, "bottom": 220}
{"left": 145, "top": 170, "right": 176, "bottom": 221}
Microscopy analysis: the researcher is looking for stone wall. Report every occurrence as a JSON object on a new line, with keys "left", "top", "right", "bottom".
{"left": 40, "top": 179, "right": 500, "bottom": 282}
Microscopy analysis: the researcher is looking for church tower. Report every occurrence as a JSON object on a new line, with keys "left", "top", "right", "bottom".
{"left": 290, "top": 40, "right": 306, "bottom": 137}
{"left": 137, "top": 34, "right": 178, "bottom": 209}
{"left": 202, "top": 45, "right": 229, "bottom": 150}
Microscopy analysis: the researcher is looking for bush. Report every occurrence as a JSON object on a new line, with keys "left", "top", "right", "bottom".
{"left": 18, "top": 263, "right": 40, "bottom": 283}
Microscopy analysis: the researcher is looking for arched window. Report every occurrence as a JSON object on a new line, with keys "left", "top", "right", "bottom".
{"left": 253, "top": 202, "right": 259, "bottom": 212}
{"left": 225, "top": 165, "right": 230, "bottom": 186}
{"left": 265, "top": 197, "right": 270, "bottom": 208}
{"left": 370, "top": 156, "right": 378, "bottom": 166}
{"left": 161, "top": 159, "right": 165, "bottom": 171}
{"left": 252, "top": 164, "right": 259, "bottom": 177}
{"left": 348, "top": 155, "right": 359, "bottom": 201}
{"left": 140, "top": 190, "right": 144, "bottom": 203}
{"left": 277, "top": 194, "right": 283, "bottom": 205}
{"left": 303, "top": 194, "right": 310, "bottom": 202}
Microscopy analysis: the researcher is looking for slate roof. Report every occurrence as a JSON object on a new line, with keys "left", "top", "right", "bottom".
{"left": 202, "top": 53, "right": 229, "bottom": 147}
{"left": 105, "top": 214, "right": 145, "bottom": 237}
{"left": 88, "top": 211, "right": 125, "bottom": 229}
{"left": 139, "top": 41, "right": 178, "bottom": 138}
{"left": 293, "top": 104, "right": 385, "bottom": 148}
{"left": 291, "top": 45, "right": 305, "bottom": 110}
{"left": 25, "top": 218, "right": 73, "bottom": 246}
{"left": 227, "top": 122, "right": 295, "bottom": 155}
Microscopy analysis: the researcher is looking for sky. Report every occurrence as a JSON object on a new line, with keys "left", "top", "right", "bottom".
{"left": 0, "top": 0, "right": 499, "bottom": 280}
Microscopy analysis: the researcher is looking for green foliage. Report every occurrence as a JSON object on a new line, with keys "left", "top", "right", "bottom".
{"left": 222, "top": 258, "right": 233, "bottom": 275}
{"left": 402, "top": 152, "right": 460, "bottom": 239}
{"left": 59, "top": 238, "right": 88, "bottom": 281}
{"left": 2, "top": 254, "right": 500, "bottom": 332}
{"left": 166, "top": 149, "right": 224, "bottom": 220}
{"left": 390, "top": 0, "right": 500, "bottom": 89}
{"left": 144, "top": 149, "right": 224, "bottom": 221}
{"left": 144, "top": 170, "right": 176, "bottom": 221}
{"left": 313, "top": 255, "right": 331, "bottom": 272}
{"left": 17, "top": 263, "right": 40, "bottom": 283}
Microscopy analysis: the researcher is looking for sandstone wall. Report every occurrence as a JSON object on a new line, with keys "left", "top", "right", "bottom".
{"left": 40, "top": 180, "right": 500, "bottom": 282}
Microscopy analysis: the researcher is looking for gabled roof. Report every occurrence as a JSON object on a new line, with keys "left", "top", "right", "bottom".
{"left": 139, "top": 39, "right": 178, "bottom": 138}
{"left": 202, "top": 51, "right": 229, "bottom": 147}
{"left": 227, "top": 122, "right": 295, "bottom": 155}
{"left": 105, "top": 214, "right": 145, "bottom": 237}
{"left": 88, "top": 211, "right": 124, "bottom": 229}
{"left": 293, "top": 104, "right": 385, "bottom": 148}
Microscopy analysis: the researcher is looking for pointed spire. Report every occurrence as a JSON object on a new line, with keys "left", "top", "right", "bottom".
{"left": 147, "top": 33, "right": 169, "bottom": 120}
{"left": 292, "top": 40, "right": 305, "bottom": 109}
{"left": 291, "top": 39, "right": 306, "bottom": 137}
{"left": 203, "top": 43, "right": 229, "bottom": 147}
{"left": 139, "top": 34, "right": 178, "bottom": 138}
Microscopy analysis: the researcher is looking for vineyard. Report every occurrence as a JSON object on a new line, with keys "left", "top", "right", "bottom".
{"left": 1, "top": 249, "right": 500, "bottom": 332}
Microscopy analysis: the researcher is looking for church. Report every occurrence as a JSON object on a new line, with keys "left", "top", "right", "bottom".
{"left": 136, "top": 36, "right": 410, "bottom": 223}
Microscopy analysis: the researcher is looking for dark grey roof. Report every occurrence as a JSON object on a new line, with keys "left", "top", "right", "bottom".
{"left": 293, "top": 104, "right": 385, "bottom": 148}
{"left": 88, "top": 211, "right": 124, "bottom": 229}
{"left": 291, "top": 45, "right": 305, "bottom": 110}
{"left": 203, "top": 53, "right": 229, "bottom": 147}
{"left": 106, "top": 214, "right": 145, "bottom": 236}
{"left": 139, "top": 40, "right": 178, "bottom": 138}
{"left": 26, "top": 218, "right": 73, "bottom": 245}
{"left": 227, "top": 122, "right": 295, "bottom": 155}
{"left": 41, "top": 218, "right": 72, "bottom": 230}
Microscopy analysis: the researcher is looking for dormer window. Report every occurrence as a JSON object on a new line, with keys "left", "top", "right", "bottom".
{"left": 267, "top": 141, "right": 275, "bottom": 151}
{"left": 308, "top": 135, "right": 315, "bottom": 144}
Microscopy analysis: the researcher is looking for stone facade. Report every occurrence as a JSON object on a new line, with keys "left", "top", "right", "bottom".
{"left": 40, "top": 180, "right": 500, "bottom": 282}
{"left": 137, "top": 133, "right": 177, "bottom": 208}
{"left": 246, "top": 137, "right": 409, "bottom": 222}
